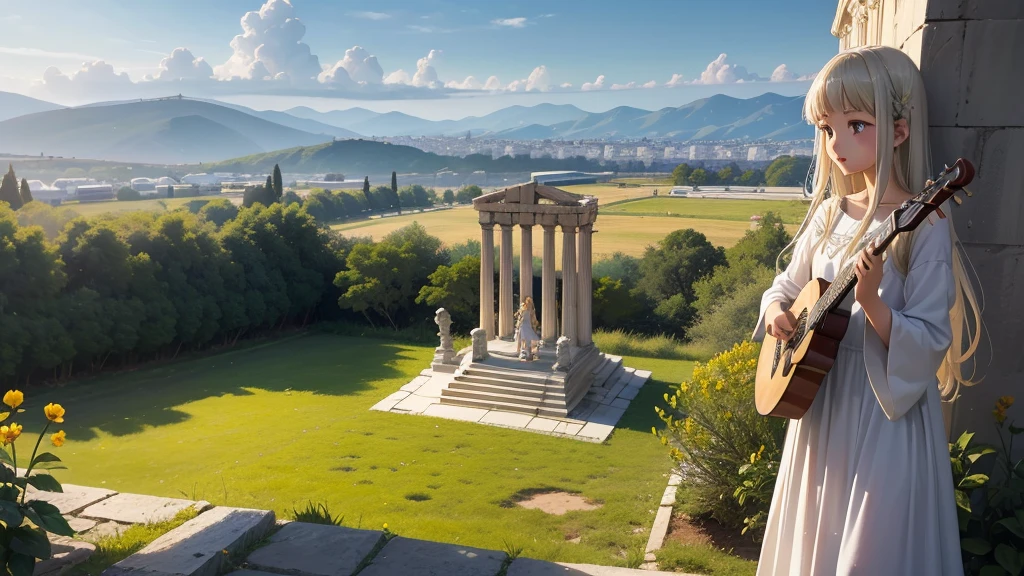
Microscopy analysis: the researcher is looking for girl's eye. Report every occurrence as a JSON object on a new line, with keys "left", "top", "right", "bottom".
{"left": 819, "top": 125, "right": 833, "bottom": 137}
{"left": 850, "top": 121, "right": 868, "bottom": 134}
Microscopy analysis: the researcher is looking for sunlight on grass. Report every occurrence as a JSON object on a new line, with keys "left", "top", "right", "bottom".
{"left": 73, "top": 508, "right": 199, "bottom": 575}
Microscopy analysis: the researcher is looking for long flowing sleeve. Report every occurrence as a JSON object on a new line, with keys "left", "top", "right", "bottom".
{"left": 751, "top": 207, "right": 823, "bottom": 341}
{"left": 863, "top": 214, "right": 955, "bottom": 421}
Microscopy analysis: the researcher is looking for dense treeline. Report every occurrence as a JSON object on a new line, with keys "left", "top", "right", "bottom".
{"left": 672, "top": 155, "right": 813, "bottom": 188}
{"left": 1, "top": 156, "right": 791, "bottom": 386}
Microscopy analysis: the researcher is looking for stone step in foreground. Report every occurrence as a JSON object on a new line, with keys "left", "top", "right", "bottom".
{"left": 244, "top": 522, "right": 385, "bottom": 576}
{"left": 101, "top": 506, "right": 275, "bottom": 576}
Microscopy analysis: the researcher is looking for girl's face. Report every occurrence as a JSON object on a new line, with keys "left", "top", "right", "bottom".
{"left": 817, "top": 109, "right": 877, "bottom": 177}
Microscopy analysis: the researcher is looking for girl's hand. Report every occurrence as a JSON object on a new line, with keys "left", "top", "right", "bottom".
{"left": 766, "top": 303, "right": 798, "bottom": 342}
{"left": 854, "top": 242, "right": 884, "bottom": 306}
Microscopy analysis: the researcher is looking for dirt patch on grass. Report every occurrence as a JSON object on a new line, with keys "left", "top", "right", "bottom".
{"left": 503, "top": 489, "right": 602, "bottom": 515}
{"left": 666, "top": 512, "right": 760, "bottom": 561}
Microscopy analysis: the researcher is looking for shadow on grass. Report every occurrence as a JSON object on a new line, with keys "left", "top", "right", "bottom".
{"left": 34, "top": 333, "right": 421, "bottom": 441}
{"left": 615, "top": 376, "right": 679, "bottom": 437}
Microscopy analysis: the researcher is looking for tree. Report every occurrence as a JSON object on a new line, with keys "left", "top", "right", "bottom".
{"left": 717, "top": 166, "right": 734, "bottom": 184}
{"left": 455, "top": 185, "right": 483, "bottom": 204}
{"left": 689, "top": 266, "right": 777, "bottom": 352}
{"left": 636, "top": 228, "right": 726, "bottom": 334}
{"left": 416, "top": 256, "right": 480, "bottom": 331}
{"left": 19, "top": 179, "right": 33, "bottom": 205}
{"left": 0, "top": 164, "right": 22, "bottom": 210}
{"left": 725, "top": 211, "right": 792, "bottom": 269}
{"left": 272, "top": 164, "right": 284, "bottom": 199}
{"left": 198, "top": 198, "right": 239, "bottom": 227}
{"left": 362, "top": 177, "right": 371, "bottom": 210}
{"left": 764, "top": 155, "right": 812, "bottom": 187}
{"left": 442, "top": 189, "right": 455, "bottom": 205}
{"left": 243, "top": 185, "right": 275, "bottom": 208}
{"left": 592, "top": 276, "right": 646, "bottom": 330}
{"left": 325, "top": 173, "right": 345, "bottom": 181}
{"left": 688, "top": 168, "right": 708, "bottom": 189}
{"left": 671, "top": 163, "right": 692, "bottom": 186}
{"left": 117, "top": 186, "right": 141, "bottom": 201}
{"left": 392, "top": 171, "right": 401, "bottom": 216}
{"left": 265, "top": 175, "right": 274, "bottom": 198}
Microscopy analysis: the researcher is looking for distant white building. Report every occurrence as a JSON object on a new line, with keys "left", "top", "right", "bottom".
{"left": 747, "top": 146, "right": 769, "bottom": 161}
{"left": 603, "top": 145, "right": 616, "bottom": 159}
{"left": 689, "top": 144, "right": 713, "bottom": 160}
{"left": 51, "top": 178, "right": 97, "bottom": 194}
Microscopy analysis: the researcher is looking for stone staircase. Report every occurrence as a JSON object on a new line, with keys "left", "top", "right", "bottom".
{"left": 439, "top": 346, "right": 625, "bottom": 419}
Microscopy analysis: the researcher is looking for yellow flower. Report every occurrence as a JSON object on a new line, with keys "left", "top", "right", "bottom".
{"left": 44, "top": 403, "right": 65, "bottom": 423}
{"left": 998, "top": 396, "right": 1015, "bottom": 410}
{"left": 750, "top": 452, "right": 756, "bottom": 464}
{"left": 51, "top": 430, "right": 66, "bottom": 448}
{"left": 994, "top": 408, "right": 1008, "bottom": 424}
{"left": 383, "top": 522, "right": 389, "bottom": 530}
{"left": 3, "top": 390, "right": 23, "bottom": 410}
{"left": 0, "top": 423, "right": 22, "bottom": 445}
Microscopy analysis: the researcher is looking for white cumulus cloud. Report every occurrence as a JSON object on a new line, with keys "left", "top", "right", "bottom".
{"left": 319, "top": 46, "right": 383, "bottom": 85}
{"left": 525, "top": 65, "right": 551, "bottom": 91}
{"left": 581, "top": 75, "right": 606, "bottom": 91}
{"left": 214, "top": 0, "right": 321, "bottom": 83}
{"left": 492, "top": 17, "right": 527, "bottom": 28}
{"left": 770, "top": 64, "right": 797, "bottom": 82}
{"left": 156, "top": 48, "right": 214, "bottom": 81}
{"left": 411, "top": 49, "right": 441, "bottom": 87}
{"left": 560, "top": 82, "right": 573, "bottom": 89}
{"left": 446, "top": 76, "right": 483, "bottom": 90}
{"left": 34, "top": 61, "right": 133, "bottom": 98}
{"left": 696, "top": 53, "right": 761, "bottom": 84}
{"left": 383, "top": 69, "right": 411, "bottom": 85}
{"left": 483, "top": 76, "right": 502, "bottom": 90}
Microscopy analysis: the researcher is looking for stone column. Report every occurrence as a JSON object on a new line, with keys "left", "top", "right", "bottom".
{"left": 498, "top": 223, "right": 515, "bottom": 338}
{"left": 479, "top": 222, "right": 494, "bottom": 339}
{"left": 520, "top": 225, "right": 533, "bottom": 303}
{"left": 576, "top": 224, "right": 593, "bottom": 346}
{"left": 542, "top": 225, "right": 557, "bottom": 343}
{"left": 560, "top": 223, "right": 577, "bottom": 344}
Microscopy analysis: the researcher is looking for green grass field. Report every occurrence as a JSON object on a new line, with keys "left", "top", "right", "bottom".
{"left": 63, "top": 195, "right": 238, "bottom": 217}
{"left": 604, "top": 198, "right": 810, "bottom": 224}
{"left": 20, "top": 332, "right": 729, "bottom": 568}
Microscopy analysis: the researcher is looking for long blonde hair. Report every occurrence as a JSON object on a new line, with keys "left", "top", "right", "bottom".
{"left": 787, "top": 45, "right": 984, "bottom": 402}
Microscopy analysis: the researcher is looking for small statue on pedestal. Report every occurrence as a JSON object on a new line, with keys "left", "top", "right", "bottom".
{"left": 553, "top": 336, "right": 571, "bottom": 372}
{"left": 434, "top": 308, "right": 455, "bottom": 364}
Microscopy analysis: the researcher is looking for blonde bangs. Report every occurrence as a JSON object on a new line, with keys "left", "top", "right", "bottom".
{"left": 803, "top": 53, "right": 877, "bottom": 125}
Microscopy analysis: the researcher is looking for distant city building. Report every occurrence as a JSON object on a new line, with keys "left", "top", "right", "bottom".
{"left": 51, "top": 178, "right": 97, "bottom": 194}
{"left": 531, "top": 171, "right": 615, "bottom": 186}
{"left": 75, "top": 184, "right": 114, "bottom": 202}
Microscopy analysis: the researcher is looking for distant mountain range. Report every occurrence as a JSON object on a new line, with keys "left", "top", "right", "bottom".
{"left": 282, "top": 94, "right": 812, "bottom": 141}
{"left": 0, "top": 92, "right": 64, "bottom": 122}
{"left": 0, "top": 91, "right": 811, "bottom": 165}
{"left": 0, "top": 97, "right": 335, "bottom": 164}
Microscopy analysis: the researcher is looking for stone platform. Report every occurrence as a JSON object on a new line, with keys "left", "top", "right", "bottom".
{"left": 371, "top": 339, "right": 650, "bottom": 443}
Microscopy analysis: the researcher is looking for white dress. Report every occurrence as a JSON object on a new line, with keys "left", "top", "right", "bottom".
{"left": 753, "top": 200, "right": 963, "bottom": 576}
{"left": 516, "top": 310, "right": 541, "bottom": 343}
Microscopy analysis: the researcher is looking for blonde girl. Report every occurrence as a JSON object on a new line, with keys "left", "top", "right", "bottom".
{"left": 754, "top": 45, "right": 982, "bottom": 575}
{"left": 514, "top": 296, "right": 541, "bottom": 361}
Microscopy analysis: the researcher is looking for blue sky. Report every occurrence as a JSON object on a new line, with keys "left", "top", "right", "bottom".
{"left": 0, "top": 0, "right": 840, "bottom": 118}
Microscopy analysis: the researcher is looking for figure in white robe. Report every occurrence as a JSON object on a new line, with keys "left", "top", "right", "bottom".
{"left": 753, "top": 199, "right": 963, "bottom": 576}
{"left": 514, "top": 296, "right": 541, "bottom": 361}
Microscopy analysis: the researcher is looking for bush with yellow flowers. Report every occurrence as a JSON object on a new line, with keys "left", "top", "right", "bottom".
{"left": 652, "top": 341, "right": 786, "bottom": 538}
{"left": 953, "top": 396, "right": 1024, "bottom": 576}
{"left": 0, "top": 389, "right": 73, "bottom": 573}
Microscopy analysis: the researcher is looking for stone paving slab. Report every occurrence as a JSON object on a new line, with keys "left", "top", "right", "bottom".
{"left": 422, "top": 403, "right": 488, "bottom": 423}
{"left": 370, "top": 390, "right": 409, "bottom": 412}
{"left": 392, "top": 393, "right": 436, "bottom": 414}
{"left": 668, "top": 473, "right": 682, "bottom": 486}
{"left": 28, "top": 483, "right": 117, "bottom": 515}
{"left": 67, "top": 516, "right": 97, "bottom": 533}
{"left": 526, "top": 417, "right": 560, "bottom": 432}
{"left": 103, "top": 506, "right": 275, "bottom": 576}
{"left": 358, "top": 536, "right": 505, "bottom": 576}
{"left": 660, "top": 485, "right": 678, "bottom": 506}
{"left": 645, "top": 505, "right": 674, "bottom": 554}
{"left": 480, "top": 410, "right": 534, "bottom": 428}
{"left": 373, "top": 356, "right": 651, "bottom": 443}
{"left": 245, "top": 522, "right": 384, "bottom": 576}
{"left": 36, "top": 536, "right": 95, "bottom": 576}
{"left": 81, "top": 492, "right": 204, "bottom": 524}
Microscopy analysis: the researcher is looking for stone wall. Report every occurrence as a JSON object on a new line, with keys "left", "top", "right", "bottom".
{"left": 833, "top": 0, "right": 1024, "bottom": 451}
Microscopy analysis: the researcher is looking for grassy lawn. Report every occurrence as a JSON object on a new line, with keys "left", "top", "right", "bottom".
{"left": 21, "top": 332, "right": 709, "bottom": 567}
{"left": 63, "top": 195, "right": 238, "bottom": 217}
{"left": 604, "top": 198, "right": 810, "bottom": 225}
{"left": 333, "top": 205, "right": 761, "bottom": 260}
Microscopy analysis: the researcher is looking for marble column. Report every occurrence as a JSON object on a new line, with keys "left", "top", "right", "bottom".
{"left": 541, "top": 225, "right": 557, "bottom": 343}
{"left": 576, "top": 224, "right": 593, "bottom": 346}
{"left": 479, "top": 222, "right": 494, "bottom": 340}
{"left": 498, "top": 223, "right": 515, "bottom": 338}
{"left": 560, "top": 223, "right": 577, "bottom": 344}
{"left": 520, "top": 225, "right": 533, "bottom": 303}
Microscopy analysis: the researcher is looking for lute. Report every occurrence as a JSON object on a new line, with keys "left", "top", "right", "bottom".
{"left": 754, "top": 158, "right": 975, "bottom": 419}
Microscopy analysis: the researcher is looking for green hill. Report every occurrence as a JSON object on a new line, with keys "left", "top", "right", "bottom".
{"left": 207, "top": 139, "right": 605, "bottom": 175}
{"left": 0, "top": 97, "right": 333, "bottom": 164}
